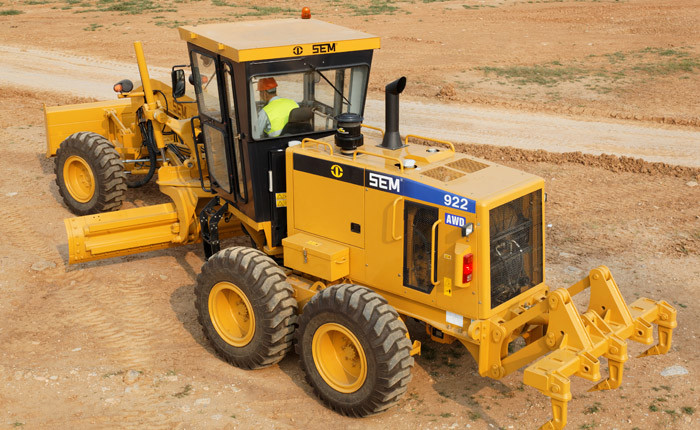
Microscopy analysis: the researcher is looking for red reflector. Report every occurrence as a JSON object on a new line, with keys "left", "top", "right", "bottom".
{"left": 463, "top": 253, "right": 473, "bottom": 283}
{"left": 301, "top": 7, "right": 311, "bottom": 19}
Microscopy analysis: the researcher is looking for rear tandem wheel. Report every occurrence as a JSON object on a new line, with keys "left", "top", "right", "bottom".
{"left": 296, "top": 284, "right": 414, "bottom": 416}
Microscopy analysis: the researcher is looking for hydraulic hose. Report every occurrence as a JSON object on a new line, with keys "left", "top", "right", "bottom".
{"left": 127, "top": 110, "right": 158, "bottom": 188}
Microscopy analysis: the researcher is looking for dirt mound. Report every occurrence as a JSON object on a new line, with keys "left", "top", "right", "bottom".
{"left": 0, "top": 86, "right": 95, "bottom": 127}
{"left": 455, "top": 142, "right": 700, "bottom": 179}
{"left": 436, "top": 84, "right": 457, "bottom": 100}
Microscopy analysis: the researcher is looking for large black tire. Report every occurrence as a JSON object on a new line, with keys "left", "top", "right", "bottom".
{"left": 196, "top": 247, "right": 297, "bottom": 369}
{"left": 55, "top": 132, "right": 126, "bottom": 215}
{"left": 296, "top": 284, "right": 414, "bottom": 417}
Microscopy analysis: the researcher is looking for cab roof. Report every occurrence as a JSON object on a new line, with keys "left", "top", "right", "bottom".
{"left": 179, "top": 18, "right": 380, "bottom": 63}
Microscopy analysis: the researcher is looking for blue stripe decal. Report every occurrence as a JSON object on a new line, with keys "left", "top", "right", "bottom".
{"left": 366, "top": 170, "right": 476, "bottom": 214}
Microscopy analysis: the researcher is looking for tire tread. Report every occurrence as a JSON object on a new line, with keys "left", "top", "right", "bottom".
{"left": 296, "top": 284, "right": 414, "bottom": 417}
{"left": 195, "top": 247, "right": 297, "bottom": 370}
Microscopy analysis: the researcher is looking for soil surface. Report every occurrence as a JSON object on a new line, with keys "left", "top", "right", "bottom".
{"left": 1, "top": 1, "right": 699, "bottom": 429}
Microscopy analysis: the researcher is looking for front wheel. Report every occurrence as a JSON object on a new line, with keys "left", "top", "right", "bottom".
{"left": 54, "top": 132, "right": 126, "bottom": 215}
{"left": 196, "top": 247, "right": 297, "bottom": 369}
{"left": 296, "top": 284, "right": 414, "bottom": 416}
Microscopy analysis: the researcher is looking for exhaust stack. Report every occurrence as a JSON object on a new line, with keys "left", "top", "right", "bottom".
{"left": 380, "top": 77, "right": 407, "bottom": 150}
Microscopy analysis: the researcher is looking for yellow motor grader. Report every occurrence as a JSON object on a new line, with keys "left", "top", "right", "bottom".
{"left": 45, "top": 15, "right": 676, "bottom": 429}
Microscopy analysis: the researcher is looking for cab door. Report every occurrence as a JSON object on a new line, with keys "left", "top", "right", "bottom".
{"left": 190, "top": 50, "right": 246, "bottom": 203}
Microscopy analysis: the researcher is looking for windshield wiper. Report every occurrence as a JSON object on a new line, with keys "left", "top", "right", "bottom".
{"left": 305, "top": 63, "right": 351, "bottom": 107}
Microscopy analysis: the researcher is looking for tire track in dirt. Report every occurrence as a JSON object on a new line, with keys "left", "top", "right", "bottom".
{"left": 55, "top": 414, "right": 174, "bottom": 430}
{"left": 54, "top": 269, "right": 187, "bottom": 370}
{"left": 0, "top": 187, "right": 63, "bottom": 267}
{"left": 0, "top": 126, "right": 189, "bottom": 382}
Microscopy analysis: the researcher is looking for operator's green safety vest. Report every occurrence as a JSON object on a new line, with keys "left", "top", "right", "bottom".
{"left": 263, "top": 97, "right": 299, "bottom": 137}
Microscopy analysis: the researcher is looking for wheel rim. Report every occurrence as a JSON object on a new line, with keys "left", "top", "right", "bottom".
{"left": 312, "top": 323, "right": 367, "bottom": 393}
{"left": 63, "top": 155, "right": 95, "bottom": 203}
{"left": 208, "top": 282, "right": 255, "bottom": 347}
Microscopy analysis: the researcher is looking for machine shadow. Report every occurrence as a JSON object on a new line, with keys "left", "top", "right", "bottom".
{"left": 167, "top": 238, "right": 266, "bottom": 353}
{"left": 169, "top": 276, "right": 212, "bottom": 353}
{"left": 168, "top": 268, "right": 320, "bottom": 407}
{"left": 405, "top": 318, "right": 516, "bottom": 427}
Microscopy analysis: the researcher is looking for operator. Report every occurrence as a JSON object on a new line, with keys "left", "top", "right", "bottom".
{"left": 256, "top": 77, "right": 299, "bottom": 138}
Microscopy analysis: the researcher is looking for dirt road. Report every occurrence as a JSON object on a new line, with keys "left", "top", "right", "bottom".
{"left": 2, "top": 44, "right": 698, "bottom": 167}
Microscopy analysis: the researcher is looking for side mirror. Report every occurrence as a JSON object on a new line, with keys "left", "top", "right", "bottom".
{"left": 113, "top": 79, "right": 134, "bottom": 93}
{"left": 171, "top": 69, "right": 186, "bottom": 99}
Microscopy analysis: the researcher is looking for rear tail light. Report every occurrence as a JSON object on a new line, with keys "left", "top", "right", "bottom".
{"left": 463, "top": 253, "right": 473, "bottom": 283}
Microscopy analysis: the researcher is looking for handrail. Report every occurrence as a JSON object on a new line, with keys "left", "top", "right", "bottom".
{"left": 190, "top": 116, "right": 212, "bottom": 193}
{"left": 430, "top": 219, "right": 442, "bottom": 286}
{"left": 404, "top": 134, "right": 455, "bottom": 153}
{"left": 352, "top": 150, "right": 404, "bottom": 173}
{"left": 301, "top": 138, "right": 334, "bottom": 155}
{"left": 391, "top": 197, "right": 403, "bottom": 241}
{"left": 361, "top": 124, "right": 384, "bottom": 136}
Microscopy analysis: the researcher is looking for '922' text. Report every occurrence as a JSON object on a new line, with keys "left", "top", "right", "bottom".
{"left": 444, "top": 194, "right": 471, "bottom": 211}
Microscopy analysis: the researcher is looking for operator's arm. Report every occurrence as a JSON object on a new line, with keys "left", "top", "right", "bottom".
{"left": 256, "top": 108, "right": 271, "bottom": 138}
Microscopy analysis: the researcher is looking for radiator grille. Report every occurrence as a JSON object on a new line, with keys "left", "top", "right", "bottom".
{"left": 489, "top": 190, "right": 543, "bottom": 308}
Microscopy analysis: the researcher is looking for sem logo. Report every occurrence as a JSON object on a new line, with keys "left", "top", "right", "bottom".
{"left": 444, "top": 213, "right": 466, "bottom": 228}
{"left": 292, "top": 46, "right": 303, "bottom": 55}
{"left": 330, "top": 164, "right": 343, "bottom": 178}
{"left": 312, "top": 43, "right": 336, "bottom": 54}
{"left": 368, "top": 172, "right": 400, "bottom": 192}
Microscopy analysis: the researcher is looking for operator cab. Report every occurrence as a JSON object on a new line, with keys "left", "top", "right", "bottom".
{"left": 177, "top": 19, "right": 379, "bottom": 246}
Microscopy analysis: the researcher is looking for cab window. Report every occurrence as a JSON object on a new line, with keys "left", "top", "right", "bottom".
{"left": 191, "top": 52, "right": 222, "bottom": 122}
{"left": 249, "top": 66, "right": 368, "bottom": 140}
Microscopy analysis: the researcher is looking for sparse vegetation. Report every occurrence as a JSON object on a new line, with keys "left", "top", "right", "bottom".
{"left": 348, "top": 0, "right": 400, "bottom": 16}
{"left": 68, "top": 0, "right": 175, "bottom": 15}
{"left": 155, "top": 18, "right": 190, "bottom": 28}
{"left": 173, "top": 384, "right": 193, "bottom": 398}
{"left": 0, "top": 9, "right": 23, "bottom": 15}
{"left": 463, "top": 4, "right": 498, "bottom": 9}
{"left": 102, "top": 370, "right": 125, "bottom": 378}
{"left": 478, "top": 64, "right": 588, "bottom": 86}
{"left": 682, "top": 406, "right": 695, "bottom": 415}
{"left": 584, "top": 401, "right": 602, "bottom": 414}
{"left": 233, "top": 5, "right": 295, "bottom": 17}
{"left": 83, "top": 23, "right": 103, "bottom": 31}
{"left": 475, "top": 47, "right": 700, "bottom": 98}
